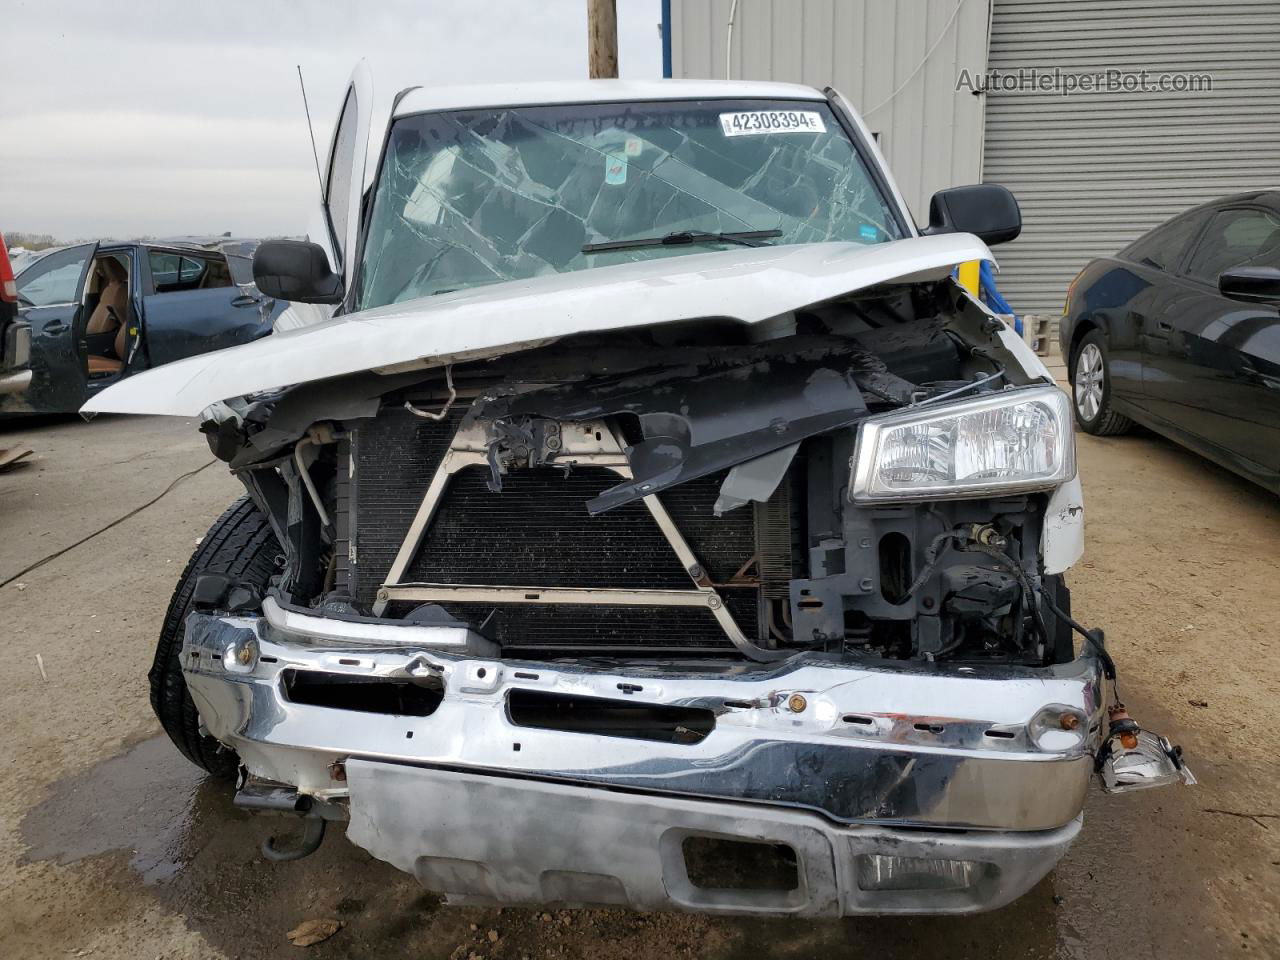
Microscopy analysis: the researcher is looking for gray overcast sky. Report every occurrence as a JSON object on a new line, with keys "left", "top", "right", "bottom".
{"left": 1, "top": 0, "right": 662, "bottom": 240}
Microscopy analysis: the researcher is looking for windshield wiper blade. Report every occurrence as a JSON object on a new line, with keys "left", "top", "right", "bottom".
{"left": 582, "top": 229, "right": 782, "bottom": 254}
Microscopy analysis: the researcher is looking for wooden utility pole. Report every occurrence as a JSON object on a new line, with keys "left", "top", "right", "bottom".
{"left": 588, "top": 0, "right": 619, "bottom": 78}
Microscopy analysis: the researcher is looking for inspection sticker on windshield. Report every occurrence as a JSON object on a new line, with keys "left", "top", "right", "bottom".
{"left": 604, "top": 152, "right": 627, "bottom": 185}
{"left": 719, "top": 110, "right": 826, "bottom": 137}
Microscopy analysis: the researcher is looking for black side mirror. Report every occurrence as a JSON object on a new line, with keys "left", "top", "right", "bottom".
{"left": 1218, "top": 266, "right": 1280, "bottom": 304}
{"left": 252, "top": 240, "right": 344, "bottom": 304}
{"left": 923, "top": 184, "right": 1022, "bottom": 246}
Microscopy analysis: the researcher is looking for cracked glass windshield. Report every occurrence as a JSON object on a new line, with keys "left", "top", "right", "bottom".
{"left": 355, "top": 98, "right": 906, "bottom": 310}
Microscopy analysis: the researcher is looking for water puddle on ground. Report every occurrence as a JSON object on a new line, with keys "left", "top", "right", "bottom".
{"left": 19, "top": 735, "right": 242, "bottom": 884}
{"left": 18, "top": 735, "right": 441, "bottom": 958}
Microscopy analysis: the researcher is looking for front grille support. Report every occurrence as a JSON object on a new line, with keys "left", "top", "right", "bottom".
{"left": 371, "top": 419, "right": 783, "bottom": 661}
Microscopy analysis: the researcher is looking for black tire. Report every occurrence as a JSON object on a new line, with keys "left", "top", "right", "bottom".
{"left": 1070, "top": 330, "right": 1133, "bottom": 436}
{"left": 149, "top": 497, "right": 280, "bottom": 777}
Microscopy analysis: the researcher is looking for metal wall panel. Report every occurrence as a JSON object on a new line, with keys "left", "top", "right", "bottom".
{"left": 984, "top": 0, "right": 1280, "bottom": 313}
{"left": 670, "top": 0, "right": 992, "bottom": 221}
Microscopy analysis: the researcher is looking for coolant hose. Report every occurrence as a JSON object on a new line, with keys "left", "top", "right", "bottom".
{"left": 261, "top": 815, "right": 327, "bottom": 862}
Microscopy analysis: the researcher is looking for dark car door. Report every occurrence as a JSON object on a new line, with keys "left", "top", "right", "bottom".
{"left": 1143, "top": 205, "right": 1280, "bottom": 474}
{"left": 1066, "top": 259, "right": 1152, "bottom": 409}
{"left": 139, "top": 248, "right": 273, "bottom": 368}
{"left": 1074, "top": 211, "right": 1212, "bottom": 413}
{"left": 13, "top": 242, "right": 96, "bottom": 411}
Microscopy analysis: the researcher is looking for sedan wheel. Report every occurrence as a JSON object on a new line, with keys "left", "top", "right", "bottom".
{"left": 1074, "top": 343, "right": 1104, "bottom": 421}
{"left": 1070, "top": 330, "right": 1133, "bottom": 436}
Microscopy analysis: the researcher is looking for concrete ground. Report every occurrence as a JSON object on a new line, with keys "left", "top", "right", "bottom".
{"left": 1, "top": 411, "right": 1277, "bottom": 960}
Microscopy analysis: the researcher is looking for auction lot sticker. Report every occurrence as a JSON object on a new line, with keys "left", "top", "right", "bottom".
{"left": 719, "top": 110, "right": 827, "bottom": 137}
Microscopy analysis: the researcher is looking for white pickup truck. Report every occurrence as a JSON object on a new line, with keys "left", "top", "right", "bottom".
{"left": 88, "top": 71, "right": 1191, "bottom": 916}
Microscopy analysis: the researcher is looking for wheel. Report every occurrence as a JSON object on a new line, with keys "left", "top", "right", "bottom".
{"left": 1071, "top": 330, "right": 1133, "bottom": 436}
{"left": 149, "top": 497, "right": 280, "bottom": 777}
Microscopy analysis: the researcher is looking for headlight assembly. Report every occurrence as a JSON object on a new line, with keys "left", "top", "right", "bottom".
{"left": 849, "top": 386, "right": 1075, "bottom": 502}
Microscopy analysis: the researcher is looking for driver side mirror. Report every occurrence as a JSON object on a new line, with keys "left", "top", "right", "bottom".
{"left": 923, "top": 184, "right": 1022, "bottom": 246}
{"left": 252, "top": 240, "right": 344, "bottom": 305}
{"left": 1218, "top": 266, "right": 1280, "bottom": 304}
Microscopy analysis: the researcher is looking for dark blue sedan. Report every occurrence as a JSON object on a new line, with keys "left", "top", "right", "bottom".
{"left": 1, "top": 237, "right": 285, "bottom": 414}
{"left": 1060, "top": 191, "right": 1280, "bottom": 495}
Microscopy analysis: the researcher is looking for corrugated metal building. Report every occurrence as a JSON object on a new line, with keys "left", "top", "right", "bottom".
{"left": 668, "top": 0, "right": 1280, "bottom": 314}
{"left": 669, "top": 0, "right": 993, "bottom": 223}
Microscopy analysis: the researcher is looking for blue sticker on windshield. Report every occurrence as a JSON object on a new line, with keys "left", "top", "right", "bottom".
{"left": 859, "top": 224, "right": 878, "bottom": 241}
{"left": 604, "top": 153, "right": 627, "bottom": 185}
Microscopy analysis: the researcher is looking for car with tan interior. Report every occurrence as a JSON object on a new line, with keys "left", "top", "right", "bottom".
{"left": 1, "top": 237, "right": 284, "bottom": 414}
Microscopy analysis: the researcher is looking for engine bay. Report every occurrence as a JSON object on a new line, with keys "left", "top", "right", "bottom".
{"left": 197, "top": 277, "right": 1084, "bottom": 667}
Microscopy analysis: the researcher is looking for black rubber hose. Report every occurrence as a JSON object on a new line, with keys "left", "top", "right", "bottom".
{"left": 261, "top": 816, "right": 327, "bottom": 862}
{"left": 1040, "top": 589, "right": 1117, "bottom": 682}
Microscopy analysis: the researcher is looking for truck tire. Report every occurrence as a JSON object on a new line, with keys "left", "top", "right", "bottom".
{"left": 149, "top": 497, "right": 280, "bottom": 778}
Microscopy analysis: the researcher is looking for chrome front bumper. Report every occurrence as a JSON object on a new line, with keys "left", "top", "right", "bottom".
{"left": 183, "top": 602, "right": 1108, "bottom": 912}
{"left": 346, "top": 761, "right": 1082, "bottom": 915}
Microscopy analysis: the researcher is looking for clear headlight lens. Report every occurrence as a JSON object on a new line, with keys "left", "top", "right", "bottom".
{"left": 850, "top": 386, "right": 1075, "bottom": 502}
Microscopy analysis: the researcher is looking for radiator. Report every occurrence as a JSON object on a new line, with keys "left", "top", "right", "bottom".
{"left": 345, "top": 406, "right": 796, "bottom": 654}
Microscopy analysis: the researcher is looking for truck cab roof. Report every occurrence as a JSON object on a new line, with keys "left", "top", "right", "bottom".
{"left": 391, "top": 79, "right": 828, "bottom": 119}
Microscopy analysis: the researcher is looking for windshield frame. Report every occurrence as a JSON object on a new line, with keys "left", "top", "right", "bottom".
{"left": 345, "top": 93, "right": 913, "bottom": 316}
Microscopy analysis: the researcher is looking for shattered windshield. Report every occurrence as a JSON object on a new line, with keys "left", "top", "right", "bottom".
{"left": 355, "top": 99, "right": 906, "bottom": 310}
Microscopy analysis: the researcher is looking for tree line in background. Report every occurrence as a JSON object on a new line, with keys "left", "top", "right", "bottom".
{"left": 5, "top": 232, "right": 64, "bottom": 251}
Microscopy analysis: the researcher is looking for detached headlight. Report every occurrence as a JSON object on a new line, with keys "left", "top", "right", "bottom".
{"left": 849, "top": 386, "right": 1075, "bottom": 502}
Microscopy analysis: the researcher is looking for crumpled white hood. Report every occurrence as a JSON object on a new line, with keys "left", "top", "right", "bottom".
{"left": 83, "top": 234, "right": 992, "bottom": 417}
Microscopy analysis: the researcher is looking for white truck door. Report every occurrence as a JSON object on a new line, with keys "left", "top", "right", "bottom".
{"left": 315, "top": 61, "right": 374, "bottom": 284}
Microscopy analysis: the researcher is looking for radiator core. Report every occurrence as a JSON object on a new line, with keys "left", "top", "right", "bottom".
{"left": 347, "top": 407, "right": 780, "bottom": 654}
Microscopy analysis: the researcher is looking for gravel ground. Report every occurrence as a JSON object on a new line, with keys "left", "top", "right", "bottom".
{"left": 0, "top": 411, "right": 1276, "bottom": 959}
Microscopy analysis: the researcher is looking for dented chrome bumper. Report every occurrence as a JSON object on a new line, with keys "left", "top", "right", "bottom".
{"left": 346, "top": 762, "right": 1082, "bottom": 915}
{"left": 183, "top": 602, "right": 1109, "bottom": 913}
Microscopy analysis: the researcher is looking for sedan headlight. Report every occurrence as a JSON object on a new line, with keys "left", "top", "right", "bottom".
{"left": 849, "top": 386, "right": 1075, "bottom": 502}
